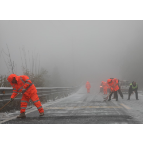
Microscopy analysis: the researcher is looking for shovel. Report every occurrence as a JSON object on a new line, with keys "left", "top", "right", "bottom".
{"left": 0, "top": 91, "right": 22, "bottom": 111}
{"left": 103, "top": 92, "right": 112, "bottom": 101}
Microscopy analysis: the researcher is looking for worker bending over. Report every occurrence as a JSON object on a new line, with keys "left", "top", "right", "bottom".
{"left": 107, "top": 78, "right": 120, "bottom": 101}
{"left": 128, "top": 81, "right": 139, "bottom": 100}
{"left": 7, "top": 74, "right": 44, "bottom": 118}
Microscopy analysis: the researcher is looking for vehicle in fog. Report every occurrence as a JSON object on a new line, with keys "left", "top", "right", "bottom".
{"left": 120, "top": 80, "right": 130, "bottom": 93}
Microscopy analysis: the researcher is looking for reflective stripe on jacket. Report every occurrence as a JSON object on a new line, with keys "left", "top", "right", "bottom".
{"left": 130, "top": 83, "right": 138, "bottom": 90}
{"left": 107, "top": 78, "right": 119, "bottom": 92}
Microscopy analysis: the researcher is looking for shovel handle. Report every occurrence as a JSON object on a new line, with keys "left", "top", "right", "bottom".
{"left": 104, "top": 92, "right": 112, "bottom": 101}
{"left": 0, "top": 91, "right": 22, "bottom": 111}
{"left": 0, "top": 100, "right": 11, "bottom": 111}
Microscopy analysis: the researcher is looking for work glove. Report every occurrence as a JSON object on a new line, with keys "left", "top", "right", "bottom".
{"left": 10, "top": 98, "right": 14, "bottom": 102}
{"left": 111, "top": 90, "right": 114, "bottom": 92}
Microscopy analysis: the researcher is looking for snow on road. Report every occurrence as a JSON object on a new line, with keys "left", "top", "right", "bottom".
{"left": 0, "top": 86, "right": 143, "bottom": 124}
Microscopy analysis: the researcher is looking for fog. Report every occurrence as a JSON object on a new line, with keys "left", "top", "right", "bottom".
{"left": 0, "top": 21, "right": 143, "bottom": 87}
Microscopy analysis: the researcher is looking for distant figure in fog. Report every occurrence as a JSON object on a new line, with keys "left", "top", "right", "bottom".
{"left": 86, "top": 81, "right": 91, "bottom": 93}
{"left": 128, "top": 81, "right": 139, "bottom": 100}
{"left": 103, "top": 82, "right": 108, "bottom": 95}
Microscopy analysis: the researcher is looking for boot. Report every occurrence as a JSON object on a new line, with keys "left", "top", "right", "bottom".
{"left": 39, "top": 112, "right": 44, "bottom": 116}
{"left": 17, "top": 112, "right": 26, "bottom": 118}
{"left": 136, "top": 93, "right": 139, "bottom": 100}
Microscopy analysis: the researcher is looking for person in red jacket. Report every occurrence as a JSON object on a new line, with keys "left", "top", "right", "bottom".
{"left": 107, "top": 78, "right": 119, "bottom": 101}
{"left": 7, "top": 74, "right": 44, "bottom": 118}
{"left": 103, "top": 82, "right": 108, "bottom": 95}
{"left": 86, "top": 81, "right": 91, "bottom": 93}
{"left": 107, "top": 84, "right": 111, "bottom": 93}
{"left": 112, "top": 78, "right": 123, "bottom": 99}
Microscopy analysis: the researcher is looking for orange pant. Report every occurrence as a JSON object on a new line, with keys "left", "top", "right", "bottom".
{"left": 87, "top": 88, "right": 90, "bottom": 93}
{"left": 20, "top": 93, "right": 44, "bottom": 113}
{"left": 103, "top": 88, "right": 108, "bottom": 95}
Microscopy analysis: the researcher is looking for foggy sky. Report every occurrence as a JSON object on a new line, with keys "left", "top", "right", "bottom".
{"left": 0, "top": 21, "right": 143, "bottom": 86}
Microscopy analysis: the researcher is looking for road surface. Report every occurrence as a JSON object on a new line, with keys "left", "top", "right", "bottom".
{"left": 1, "top": 86, "right": 141, "bottom": 124}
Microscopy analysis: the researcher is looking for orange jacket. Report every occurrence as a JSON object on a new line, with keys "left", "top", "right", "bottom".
{"left": 101, "top": 81, "right": 104, "bottom": 86}
{"left": 7, "top": 74, "right": 37, "bottom": 98}
{"left": 86, "top": 81, "right": 91, "bottom": 89}
{"left": 103, "top": 82, "right": 108, "bottom": 89}
{"left": 107, "top": 78, "right": 119, "bottom": 92}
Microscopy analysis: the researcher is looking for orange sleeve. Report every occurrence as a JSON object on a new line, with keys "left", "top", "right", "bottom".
{"left": 11, "top": 86, "right": 18, "bottom": 98}
{"left": 111, "top": 88, "right": 114, "bottom": 92}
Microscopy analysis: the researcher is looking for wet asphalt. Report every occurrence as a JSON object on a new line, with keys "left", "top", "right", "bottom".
{"left": 3, "top": 89, "right": 140, "bottom": 124}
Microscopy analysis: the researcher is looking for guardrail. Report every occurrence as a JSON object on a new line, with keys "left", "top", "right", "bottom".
{"left": 0, "top": 86, "right": 80, "bottom": 112}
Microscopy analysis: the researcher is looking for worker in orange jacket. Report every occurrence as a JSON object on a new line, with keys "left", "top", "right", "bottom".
{"left": 107, "top": 84, "right": 111, "bottom": 93}
{"left": 7, "top": 74, "right": 44, "bottom": 118}
{"left": 86, "top": 81, "right": 91, "bottom": 93}
{"left": 107, "top": 78, "right": 119, "bottom": 101}
{"left": 112, "top": 78, "right": 123, "bottom": 99}
{"left": 103, "top": 82, "right": 108, "bottom": 95}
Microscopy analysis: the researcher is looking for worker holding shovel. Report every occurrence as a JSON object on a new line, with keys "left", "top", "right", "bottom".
{"left": 6, "top": 74, "right": 44, "bottom": 118}
{"left": 106, "top": 78, "right": 120, "bottom": 101}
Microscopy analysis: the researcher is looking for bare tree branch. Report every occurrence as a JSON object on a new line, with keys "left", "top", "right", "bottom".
{"left": 6, "top": 44, "right": 14, "bottom": 73}
{"left": 2, "top": 52, "right": 10, "bottom": 73}
{"left": 19, "top": 47, "right": 24, "bottom": 72}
